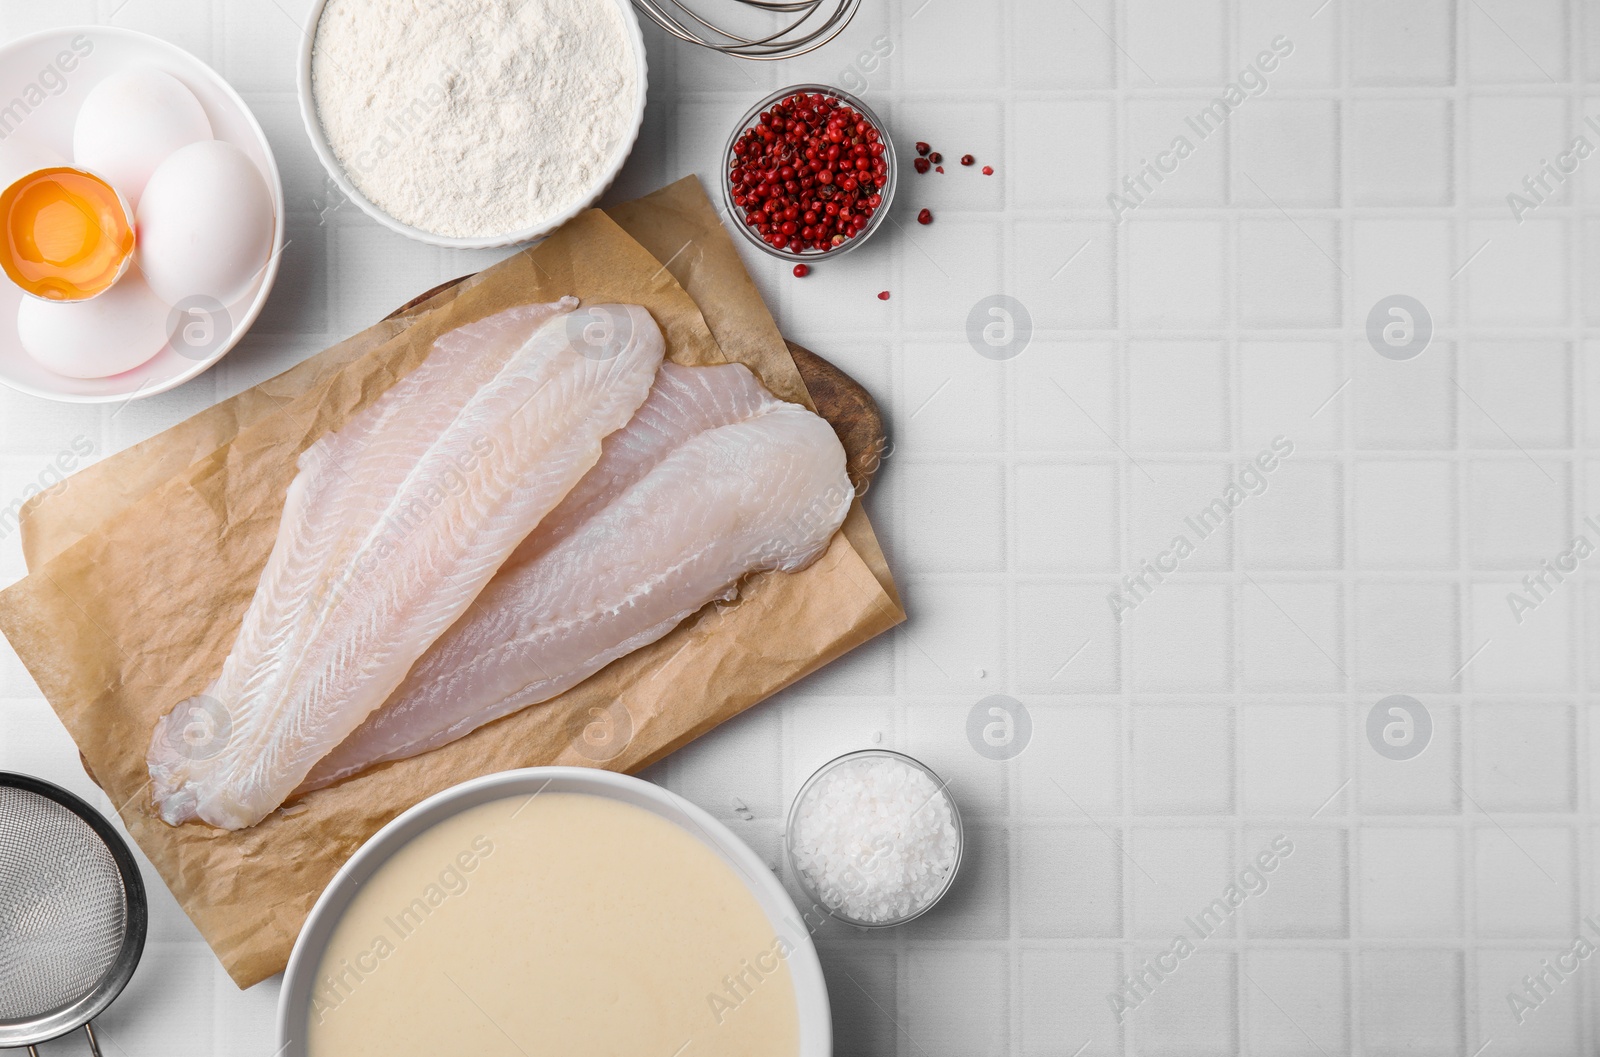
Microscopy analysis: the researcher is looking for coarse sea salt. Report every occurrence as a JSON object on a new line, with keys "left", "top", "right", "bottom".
{"left": 790, "top": 754, "right": 959, "bottom": 924}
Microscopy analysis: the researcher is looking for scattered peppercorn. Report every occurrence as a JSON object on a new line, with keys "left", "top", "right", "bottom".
{"left": 728, "top": 91, "right": 888, "bottom": 254}
{"left": 877, "top": 290, "right": 891, "bottom": 300}
{"left": 982, "top": 165, "right": 994, "bottom": 175}
{"left": 793, "top": 263, "right": 810, "bottom": 277}
{"left": 928, "top": 152, "right": 942, "bottom": 164}
{"left": 960, "top": 154, "right": 975, "bottom": 166}
{"left": 917, "top": 208, "right": 932, "bottom": 224}
{"left": 935, "top": 165, "right": 944, "bottom": 173}
{"left": 913, "top": 157, "right": 930, "bottom": 174}
{"left": 915, "top": 142, "right": 930, "bottom": 156}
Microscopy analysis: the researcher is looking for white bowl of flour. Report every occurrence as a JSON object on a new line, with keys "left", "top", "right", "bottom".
{"left": 298, "top": 0, "right": 646, "bottom": 249}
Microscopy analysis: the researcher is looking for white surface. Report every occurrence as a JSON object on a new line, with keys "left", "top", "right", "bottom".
{"left": 0, "top": 1, "right": 1596, "bottom": 1055}
{"left": 0, "top": 25, "right": 283, "bottom": 402}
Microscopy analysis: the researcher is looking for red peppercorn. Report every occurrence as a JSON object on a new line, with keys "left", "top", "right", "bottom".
{"left": 793, "top": 264, "right": 810, "bottom": 277}
{"left": 982, "top": 165, "right": 994, "bottom": 175}
{"left": 915, "top": 142, "right": 930, "bottom": 156}
{"left": 913, "top": 157, "right": 930, "bottom": 174}
{"left": 935, "top": 166, "right": 944, "bottom": 173}
{"left": 917, "top": 208, "right": 933, "bottom": 224}
{"left": 961, "top": 154, "right": 975, "bottom": 166}
{"left": 928, "top": 152, "right": 942, "bottom": 164}
{"left": 877, "top": 290, "right": 891, "bottom": 300}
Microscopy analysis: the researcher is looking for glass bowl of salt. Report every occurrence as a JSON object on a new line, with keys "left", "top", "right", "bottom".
{"left": 785, "top": 749, "right": 963, "bottom": 928}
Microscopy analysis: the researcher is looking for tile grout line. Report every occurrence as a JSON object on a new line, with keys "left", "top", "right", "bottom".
{"left": 1223, "top": 4, "right": 1248, "bottom": 1047}
{"left": 889, "top": 3, "right": 909, "bottom": 1044}
{"left": 996, "top": 9, "right": 1022, "bottom": 1046}
{"left": 1455, "top": 5, "right": 1483, "bottom": 1049}
{"left": 1111, "top": 3, "right": 1133, "bottom": 1054}
{"left": 1565, "top": 3, "right": 1592, "bottom": 1054}
{"left": 1002, "top": 1, "right": 1019, "bottom": 1044}
{"left": 1449, "top": 4, "right": 1468, "bottom": 1049}
{"left": 1338, "top": 0, "right": 1367, "bottom": 1050}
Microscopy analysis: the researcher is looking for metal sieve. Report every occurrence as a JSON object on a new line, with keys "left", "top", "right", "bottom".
{"left": 0, "top": 772, "right": 147, "bottom": 1057}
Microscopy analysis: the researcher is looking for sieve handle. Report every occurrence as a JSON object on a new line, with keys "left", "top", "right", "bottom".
{"left": 24, "top": 1022, "right": 102, "bottom": 1057}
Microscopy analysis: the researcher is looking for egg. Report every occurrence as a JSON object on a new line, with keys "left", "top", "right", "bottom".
{"left": 17, "top": 271, "right": 171, "bottom": 379}
{"left": 0, "top": 136, "right": 66, "bottom": 191}
{"left": 73, "top": 68, "right": 212, "bottom": 205}
{"left": 136, "top": 140, "right": 274, "bottom": 307}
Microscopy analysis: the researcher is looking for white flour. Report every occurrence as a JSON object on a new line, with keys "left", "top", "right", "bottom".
{"left": 312, "top": 0, "right": 638, "bottom": 239}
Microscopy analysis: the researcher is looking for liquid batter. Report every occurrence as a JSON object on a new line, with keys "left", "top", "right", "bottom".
{"left": 306, "top": 792, "right": 799, "bottom": 1057}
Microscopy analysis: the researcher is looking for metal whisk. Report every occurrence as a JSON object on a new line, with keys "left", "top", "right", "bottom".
{"left": 630, "top": 0, "right": 860, "bottom": 59}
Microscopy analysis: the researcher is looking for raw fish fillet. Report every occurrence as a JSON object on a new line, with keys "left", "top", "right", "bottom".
{"left": 147, "top": 300, "right": 665, "bottom": 830}
{"left": 299, "top": 374, "right": 851, "bottom": 790}
{"left": 506, "top": 361, "right": 785, "bottom": 570}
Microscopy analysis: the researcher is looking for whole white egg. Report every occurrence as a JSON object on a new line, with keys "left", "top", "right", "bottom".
{"left": 136, "top": 140, "right": 274, "bottom": 307}
{"left": 73, "top": 68, "right": 212, "bottom": 205}
{"left": 17, "top": 271, "right": 172, "bottom": 379}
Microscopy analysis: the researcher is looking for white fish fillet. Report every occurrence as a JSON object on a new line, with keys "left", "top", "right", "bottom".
{"left": 504, "top": 361, "right": 786, "bottom": 571}
{"left": 147, "top": 300, "right": 665, "bottom": 830}
{"left": 299, "top": 374, "right": 851, "bottom": 790}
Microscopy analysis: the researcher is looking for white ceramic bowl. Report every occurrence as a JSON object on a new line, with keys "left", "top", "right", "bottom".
{"left": 0, "top": 27, "right": 284, "bottom": 404}
{"left": 296, "top": 0, "right": 648, "bottom": 249}
{"left": 277, "top": 768, "right": 833, "bottom": 1056}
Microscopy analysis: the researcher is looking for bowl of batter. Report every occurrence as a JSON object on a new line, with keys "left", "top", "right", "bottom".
{"left": 277, "top": 768, "right": 830, "bottom": 1057}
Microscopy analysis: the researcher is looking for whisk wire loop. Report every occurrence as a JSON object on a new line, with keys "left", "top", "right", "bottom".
{"left": 630, "top": 0, "right": 861, "bottom": 59}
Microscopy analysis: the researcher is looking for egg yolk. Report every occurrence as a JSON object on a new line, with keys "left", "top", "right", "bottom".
{"left": 0, "top": 167, "right": 135, "bottom": 301}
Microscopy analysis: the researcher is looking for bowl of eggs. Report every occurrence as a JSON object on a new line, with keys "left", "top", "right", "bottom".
{"left": 0, "top": 26, "right": 283, "bottom": 403}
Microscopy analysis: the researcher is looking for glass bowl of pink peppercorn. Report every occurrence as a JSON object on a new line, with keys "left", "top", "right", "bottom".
{"left": 723, "top": 83, "right": 897, "bottom": 261}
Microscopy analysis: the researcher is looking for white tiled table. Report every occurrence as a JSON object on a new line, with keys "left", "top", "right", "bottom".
{"left": 4, "top": 0, "right": 1599, "bottom": 1054}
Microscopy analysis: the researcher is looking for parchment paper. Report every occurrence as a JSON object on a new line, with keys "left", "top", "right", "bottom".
{"left": 0, "top": 177, "right": 903, "bottom": 988}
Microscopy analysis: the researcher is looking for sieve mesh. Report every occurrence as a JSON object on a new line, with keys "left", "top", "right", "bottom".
{"left": 0, "top": 786, "right": 128, "bottom": 1021}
